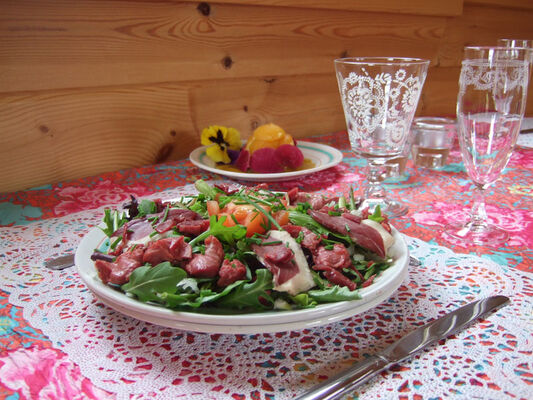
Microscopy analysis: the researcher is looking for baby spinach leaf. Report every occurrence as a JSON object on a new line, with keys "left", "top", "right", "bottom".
{"left": 121, "top": 262, "right": 186, "bottom": 302}
{"left": 137, "top": 199, "right": 158, "bottom": 217}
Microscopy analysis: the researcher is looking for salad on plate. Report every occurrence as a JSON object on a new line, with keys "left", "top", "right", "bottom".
{"left": 91, "top": 181, "right": 396, "bottom": 314}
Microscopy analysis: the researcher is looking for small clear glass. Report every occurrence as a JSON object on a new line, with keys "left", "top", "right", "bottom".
{"left": 411, "top": 117, "right": 456, "bottom": 169}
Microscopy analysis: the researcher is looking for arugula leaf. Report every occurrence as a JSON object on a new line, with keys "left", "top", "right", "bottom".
{"left": 368, "top": 205, "right": 385, "bottom": 223}
{"left": 100, "top": 209, "right": 127, "bottom": 237}
{"left": 189, "top": 215, "right": 246, "bottom": 247}
{"left": 159, "top": 279, "right": 246, "bottom": 308}
{"left": 290, "top": 293, "right": 317, "bottom": 308}
{"left": 157, "top": 292, "right": 197, "bottom": 307}
{"left": 308, "top": 286, "right": 361, "bottom": 302}
{"left": 216, "top": 269, "right": 274, "bottom": 309}
{"left": 121, "top": 262, "right": 186, "bottom": 302}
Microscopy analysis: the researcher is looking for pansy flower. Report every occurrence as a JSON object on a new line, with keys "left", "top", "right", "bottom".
{"left": 201, "top": 125, "right": 242, "bottom": 164}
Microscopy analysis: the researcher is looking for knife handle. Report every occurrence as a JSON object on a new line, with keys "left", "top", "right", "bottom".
{"left": 294, "top": 356, "right": 389, "bottom": 400}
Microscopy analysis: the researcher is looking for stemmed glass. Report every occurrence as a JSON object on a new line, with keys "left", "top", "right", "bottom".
{"left": 446, "top": 46, "right": 530, "bottom": 245}
{"left": 334, "top": 57, "right": 429, "bottom": 217}
{"left": 497, "top": 39, "right": 532, "bottom": 73}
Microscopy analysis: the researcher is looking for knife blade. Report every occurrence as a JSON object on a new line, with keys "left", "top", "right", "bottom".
{"left": 44, "top": 254, "right": 75, "bottom": 270}
{"left": 295, "top": 295, "right": 509, "bottom": 400}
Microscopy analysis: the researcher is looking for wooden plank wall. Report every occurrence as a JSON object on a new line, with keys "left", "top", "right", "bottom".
{"left": 1, "top": 0, "right": 532, "bottom": 192}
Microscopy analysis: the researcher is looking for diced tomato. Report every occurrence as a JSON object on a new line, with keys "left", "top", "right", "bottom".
{"left": 219, "top": 200, "right": 276, "bottom": 237}
{"left": 244, "top": 210, "right": 269, "bottom": 237}
{"left": 207, "top": 200, "right": 220, "bottom": 216}
{"left": 232, "top": 206, "right": 252, "bottom": 224}
{"left": 273, "top": 210, "right": 289, "bottom": 227}
{"left": 218, "top": 213, "right": 236, "bottom": 227}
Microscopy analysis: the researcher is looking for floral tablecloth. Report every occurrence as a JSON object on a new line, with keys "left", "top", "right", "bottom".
{"left": 0, "top": 129, "right": 532, "bottom": 399}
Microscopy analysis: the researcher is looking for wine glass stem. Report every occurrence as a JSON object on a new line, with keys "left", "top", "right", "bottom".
{"left": 364, "top": 161, "right": 388, "bottom": 200}
{"left": 469, "top": 186, "right": 489, "bottom": 231}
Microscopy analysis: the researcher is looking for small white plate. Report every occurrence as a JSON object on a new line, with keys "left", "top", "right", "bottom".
{"left": 189, "top": 142, "right": 343, "bottom": 182}
{"left": 76, "top": 225, "right": 409, "bottom": 334}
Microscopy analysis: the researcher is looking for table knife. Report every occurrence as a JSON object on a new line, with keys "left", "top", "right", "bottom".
{"left": 44, "top": 254, "right": 75, "bottom": 270}
{"left": 295, "top": 295, "right": 509, "bottom": 400}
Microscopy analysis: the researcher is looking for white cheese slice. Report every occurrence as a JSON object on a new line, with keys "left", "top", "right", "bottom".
{"left": 361, "top": 219, "right": 394, "bottom": 254}
{"left": 262, "top": 230, "right": 316, "bottom": 296}
{"left": 121, "top": 230, "right": 174, "bottom": 247}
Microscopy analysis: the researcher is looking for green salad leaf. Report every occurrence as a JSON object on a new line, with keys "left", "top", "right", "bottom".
{"left": 100, "top": 209, "right": 127, "bottom": 237}
{"left": 216, "top": 269, "right": 274, "bottom": 309}
{"left": 137, "top": 199, "right": 158, "bottom": 217}
{"left": 160, "top": 279, "right": 247, "bottom": 309}
{"left": 121, "top": 262, "right": 186, "bottom": 302}
{"left": 308, "top": 286, "right": 361, "bottom": 302}
{"left": 189, "top": 215, "right": 247, "bottom": 247}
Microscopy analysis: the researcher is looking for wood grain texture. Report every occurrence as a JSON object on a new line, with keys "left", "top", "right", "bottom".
{"left": 0, "top": 84, "right": 197, "bottom": 192}
{"left": 0, "top": 0, "right": 446, "bottom": 92}
{"left": 465, "top": 0, "right": 533, "bottom": 10}
{"left": 1, "top": 0, "right": 533, "bottom": 192}
{"left": 204, "top": 0, "right": 463, "bottom": 16}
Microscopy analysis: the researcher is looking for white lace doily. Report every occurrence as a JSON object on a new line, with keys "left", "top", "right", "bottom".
{"left": 1, "top": 186, "right": 531, "bottom": 399}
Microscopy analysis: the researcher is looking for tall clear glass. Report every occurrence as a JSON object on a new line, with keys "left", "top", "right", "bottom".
{"left": 446, "top": 46, "right": 530, "bottom": 246}
{"left": 334, "top": 57, "right": 429, "bottom": 217}
{"left": 497, "top": 39, "right": 532, "bottom": 71}
{"left": 497, "top": 39, "right": 532, "bottom": 50}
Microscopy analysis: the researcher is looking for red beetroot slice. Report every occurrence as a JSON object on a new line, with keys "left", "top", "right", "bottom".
{"left": 274, "top": 144, "right": 304, "bottom": 169}
{"left": 234, "top": 149, "right": 251, "bottom": 172}
{"left": 249, "top": 147, "right": 283, "bottom": 173}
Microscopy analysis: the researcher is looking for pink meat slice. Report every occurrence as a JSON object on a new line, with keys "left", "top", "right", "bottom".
{"left": 217, "top": 259, "right": 247, "bottom": 287}
{"left": 142, "top": 236, "right": 192, "bottom": 266}
{"left": 184, "top": 236, "right": 224, "bottom": 278}
{"left": 252, "top": 240, "right": 299, "bottom": 285}
{"left": 313, "top": 244, "right": 352, "bottom": 270}
{"left": 284, "top": 224, "right": 322, "bottom": 253}
{"left": 177, "top": 219, "right": 210, "bottom": 236}
{"left": 95, "top": 246, "right": 145, "bottom": 285}
{"left": 309, "top": 210, "right": 385, "bottom": 257}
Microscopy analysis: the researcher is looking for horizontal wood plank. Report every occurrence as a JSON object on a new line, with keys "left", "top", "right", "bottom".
{"left": 203, "top": 0, "right": 463, "bottom": 16}
{"left": 465, "top": 0, "right": 533, "bottom": 10}
{"left": 0, "top": 0, "right": 446, "bottom": 92}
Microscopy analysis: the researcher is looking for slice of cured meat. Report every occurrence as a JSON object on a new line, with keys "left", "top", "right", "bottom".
{"left": 184, "top": 235, "right": 224, "bottom": 278}
{"left": 95, "top": 246, "right": 145, "bottom": 285}
{"left": 142, "top": 236, "right": 192, "bottom": 266}
{"left": 309, "top": 210, "right": 386, "bottom": 257}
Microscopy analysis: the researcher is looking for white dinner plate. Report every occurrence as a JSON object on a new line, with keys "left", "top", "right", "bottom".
{"left": 189, "top": 141, "right": 343, "bottom": 182}
{"left": 75, "top": 224, "right": 409, "bottom": 334}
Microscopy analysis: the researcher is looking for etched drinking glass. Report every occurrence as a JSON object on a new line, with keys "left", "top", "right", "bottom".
{"left": 446, "top": 46, "right": 530, "bottom": 245}
{"left": 334, "top": 57, "right": 429, "bottom": 217}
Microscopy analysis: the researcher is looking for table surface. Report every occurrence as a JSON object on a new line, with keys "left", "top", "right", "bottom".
{"left": 0, "top": 129, "right": 531, "bottom": 399}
